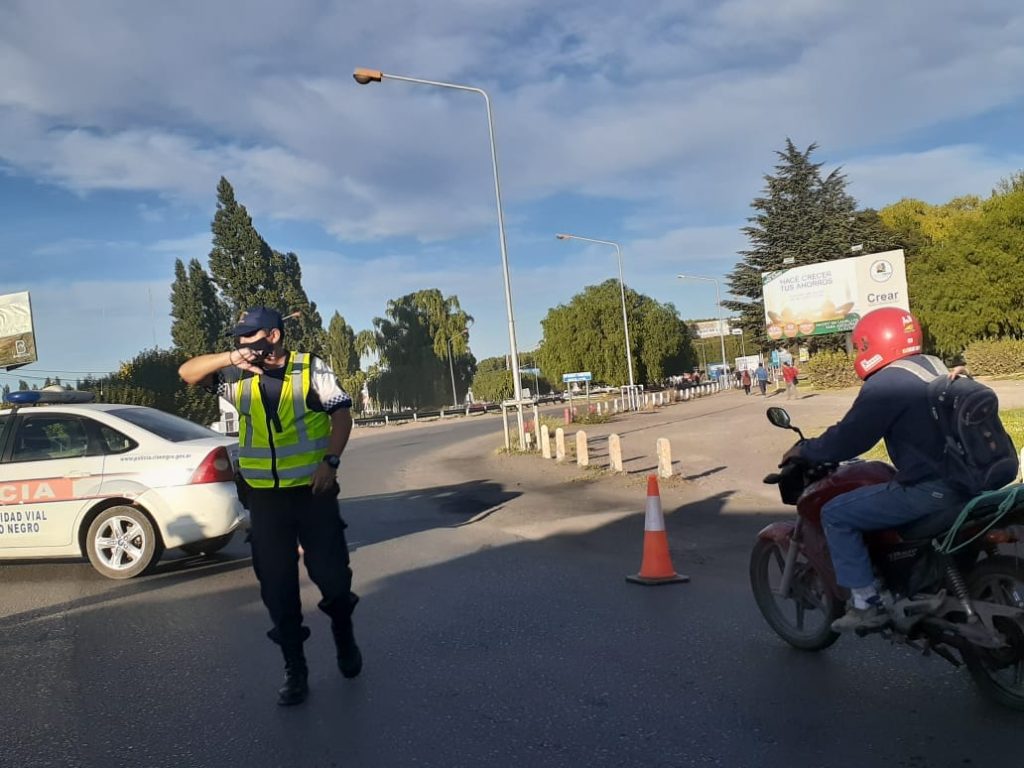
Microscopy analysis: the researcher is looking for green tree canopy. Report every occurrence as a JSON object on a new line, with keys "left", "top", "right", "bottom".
{"left": 81, "top": 348, "right": 219, "bottom": 425}
{"left": 726, "top": 140, "right": 896, "bottom": 349}
{"left": 895, "top": 185, "right": 1024, "bottom": 355}
{"left": 536, "top": 279, "right": 694, "bottom": 386}
{"left": 170, "top": 258, "right": 228, "bottom": 356}
{"left": 365, "top": 289, "right": 475, "bottom": 409}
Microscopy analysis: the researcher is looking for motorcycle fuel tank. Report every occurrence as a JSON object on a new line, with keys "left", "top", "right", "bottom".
{"left": 797, "top": 461, "right": 895, "bottom": 525}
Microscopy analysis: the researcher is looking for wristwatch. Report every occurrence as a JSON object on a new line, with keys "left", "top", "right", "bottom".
{"left": 323, "top": 454, "right": 340, "bottom": 469}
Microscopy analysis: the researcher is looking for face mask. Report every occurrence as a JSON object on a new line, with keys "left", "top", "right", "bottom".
{"left": 235, "top": 336, "right": 275, "bottom": 363}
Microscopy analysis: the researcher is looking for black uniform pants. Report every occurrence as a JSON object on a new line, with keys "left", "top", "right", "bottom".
{"left": 247, "top": 483, "right": 357, "bottom": 648}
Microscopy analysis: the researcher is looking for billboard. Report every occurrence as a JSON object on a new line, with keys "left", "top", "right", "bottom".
{"left": 692, "top": 319, "right": 731, "bottom": 339}
{"left": 762, "top": 250, "right": 908, "bottom": 339}
{"left": 0, "top": 291, "right": 38, "bottom": 370}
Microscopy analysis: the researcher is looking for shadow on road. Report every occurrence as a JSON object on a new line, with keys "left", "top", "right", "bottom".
{"left": 5, "top": 482, "right": 1023, "bottom": 768}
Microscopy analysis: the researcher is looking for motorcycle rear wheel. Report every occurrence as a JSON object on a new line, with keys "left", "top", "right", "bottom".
{"left": 750, "top": 538, "right": 843, "bottom": 651}
{"left": 963, "top": 557, "right": 1024, "bottom": 711}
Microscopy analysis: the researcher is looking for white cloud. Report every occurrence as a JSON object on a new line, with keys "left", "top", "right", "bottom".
{"left": 841, "top": 145, "right": 1024, "bottom": 208}
{"left": 0, "top": 0, "right": 1022, "bottom": 244}
{"left": 3, "top": 0, "right": 1024, "bottom": 369}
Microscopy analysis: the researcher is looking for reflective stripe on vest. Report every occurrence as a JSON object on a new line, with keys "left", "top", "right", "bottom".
{"left": 235, "top": 352, "right": 331, "bottom": 488}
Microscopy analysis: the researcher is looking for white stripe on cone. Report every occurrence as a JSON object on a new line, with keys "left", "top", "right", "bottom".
{"left": 644, "top": 491, "right": 665, "bottom": 532}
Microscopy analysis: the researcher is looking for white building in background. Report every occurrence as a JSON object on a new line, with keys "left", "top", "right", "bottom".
{"left": 210, "top": 397, "right": 239, "bottom": 435}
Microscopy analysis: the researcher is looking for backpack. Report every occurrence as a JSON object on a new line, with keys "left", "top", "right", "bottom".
{"left": 926, "top": 375, "right": 1019, "bottom": 495}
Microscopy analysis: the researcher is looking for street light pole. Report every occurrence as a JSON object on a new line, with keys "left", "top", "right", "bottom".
{"left": 354, "top": 67, "right": 525, "bottom": 448}
{"left": 447, "top": 336, "right": 458, "bottom": 407}
{"left": 555, "top": 233, "right": 636, "bottom": 404}
{"left": 677, "top": 274, "right": 729, "bottom": 381}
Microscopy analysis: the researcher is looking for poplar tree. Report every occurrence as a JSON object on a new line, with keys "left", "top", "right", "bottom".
{"left": 169, "top": 258, "right": 228, "bottom": 356}
{"left": 207, "top": 177, "right": 324, "bottom": 354}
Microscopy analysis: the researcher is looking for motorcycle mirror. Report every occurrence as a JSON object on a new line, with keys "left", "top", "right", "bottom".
{"left": 766, "top": 407, "right": 792, "bottom": 429}
{"left": 767, "top": 407, "right": 805, "bottom": 441}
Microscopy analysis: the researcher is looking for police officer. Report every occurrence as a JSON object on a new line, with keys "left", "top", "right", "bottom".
{"left": 180, "top": 307, "right": 361, "bottom": 705}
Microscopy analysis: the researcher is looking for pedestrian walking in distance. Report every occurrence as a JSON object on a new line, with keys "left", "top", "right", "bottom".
{"left": 755, "top": 363, "right": 769, "bottom": 396}
{"left": 179, "top": 307, "right": 361, "bottom": 706}
{"left": 741, "top": 369, "right": 752, "bottom": 396}
{"left": 782, "top": 362, "right": 800, "bottom": 400}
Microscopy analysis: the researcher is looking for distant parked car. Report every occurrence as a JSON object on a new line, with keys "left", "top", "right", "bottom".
{"left": 535, "top": 392, "right": 564, "bottom": 404}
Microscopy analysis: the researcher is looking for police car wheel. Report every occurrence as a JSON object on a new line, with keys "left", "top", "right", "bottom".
{"left": 86, "top": 506, "right": 161, "bottom": 580}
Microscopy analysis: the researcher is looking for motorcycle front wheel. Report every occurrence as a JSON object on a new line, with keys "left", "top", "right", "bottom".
{"left": 749, "top": 538, "right": 843, "bottom": 651}
{"left": 963, "top": 557, "right": 1024, "bottom": 711}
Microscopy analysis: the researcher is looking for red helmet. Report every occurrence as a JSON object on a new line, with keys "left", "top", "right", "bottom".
{"left": 851, "top": 307, "right": 923, "bottom": 380}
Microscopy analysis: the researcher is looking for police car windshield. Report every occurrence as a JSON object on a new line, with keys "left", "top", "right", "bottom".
{"left": 108, "top": 408, "right": 219, "bottom": 442}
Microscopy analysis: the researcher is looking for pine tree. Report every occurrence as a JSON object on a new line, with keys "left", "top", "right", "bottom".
{"left": 725, "top": 140, "right": 894, "bottom": 349}
{"left": 170, "top": 258, "right": 228, "bottom": 356}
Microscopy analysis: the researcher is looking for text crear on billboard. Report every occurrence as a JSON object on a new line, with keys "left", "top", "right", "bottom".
{"left": 761, "top": 250, "right": 908, "bottom": 340}
{"left": 0, "top": 291, "right": 38, "bottom": 370}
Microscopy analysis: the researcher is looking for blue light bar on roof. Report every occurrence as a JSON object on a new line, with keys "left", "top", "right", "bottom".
{"left": 4, "top": 390, "right": 95, "bottom": 405}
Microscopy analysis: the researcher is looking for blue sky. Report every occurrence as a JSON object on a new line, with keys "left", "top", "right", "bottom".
{"left": 2, "top": 0, "right": 1024, "bottom": 385}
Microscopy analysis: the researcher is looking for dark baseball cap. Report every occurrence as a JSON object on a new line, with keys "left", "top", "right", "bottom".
{"left": 229, "top": 307, "right": 284, "bottom": 337}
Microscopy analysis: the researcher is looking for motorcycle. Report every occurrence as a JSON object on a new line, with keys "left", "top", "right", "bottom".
{"left": 751, "top": 406, "right": 1024, "bottom": 710}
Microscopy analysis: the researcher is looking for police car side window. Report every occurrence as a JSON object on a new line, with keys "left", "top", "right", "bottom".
{"left": 96, "top": 423, "right": 137, "bottom": 455}
{"left": 10, "top": 414, "right": 90, "bottom": 463}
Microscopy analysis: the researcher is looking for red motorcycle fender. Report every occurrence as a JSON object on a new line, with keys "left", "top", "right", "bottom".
{"left": 757, "top": 520, "right": 796, "bottom": 543}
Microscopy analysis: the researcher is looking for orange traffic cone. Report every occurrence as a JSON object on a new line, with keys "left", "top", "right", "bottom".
{"left": 626, "top": 475, "right": 689, "bottom": 585}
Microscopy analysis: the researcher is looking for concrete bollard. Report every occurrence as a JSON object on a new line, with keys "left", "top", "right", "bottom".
{"left": 564, "top": 407, "right": 573, "bottom": 425}
{"left": 555, "top": 428, "right": 566, "bottom": 462}
{"left": 413, "top": 412, "right": 418, "bottom": 422}
{"left": 657, "top": 437, "right": 673, "bottom": 478}
{"left": 541, "top": 424, "right": 552, "bottom": 459}
{"left": 525, "top": 432, "right": 533, "bottom": 449}
{"left": 441, "top": 407, "right": 445, "bottom": 418}
{"left": 576, "top": 430, "right": 589, "bottom": 467}
{"left": 534, "top": 418, "right": 542, "bottom": 451}
{"left": 609, "top": 433, "right": 623, "bottom": 472}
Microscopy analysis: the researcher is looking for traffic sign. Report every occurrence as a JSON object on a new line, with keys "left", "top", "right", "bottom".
{"left": 562, "top": 371, "right": 593, "bottom": 383}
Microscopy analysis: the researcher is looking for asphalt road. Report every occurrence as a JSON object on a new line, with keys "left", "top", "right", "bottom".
{"left": 1, "top": 407, "right": 1021, "bottom": 768}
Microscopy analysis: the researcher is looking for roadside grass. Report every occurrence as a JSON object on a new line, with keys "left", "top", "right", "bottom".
{"left": 847, "top": 407, "right": 1024, "bottom": 464}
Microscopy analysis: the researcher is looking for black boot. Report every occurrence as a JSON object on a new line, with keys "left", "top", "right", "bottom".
{"left": 277, "top": 645, "right": 309, "bottom": 706}
{"left": 331, "top": 620, "right": 363, "bottom": 679}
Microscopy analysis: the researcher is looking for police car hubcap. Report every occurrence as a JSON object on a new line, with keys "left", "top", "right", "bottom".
{"left": 95, "top": 516, "right": 145, "bottom": 571}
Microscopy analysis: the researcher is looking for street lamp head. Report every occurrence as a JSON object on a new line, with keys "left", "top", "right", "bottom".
{"left": 353, "top": 67, "right": 383, "bottom": 85}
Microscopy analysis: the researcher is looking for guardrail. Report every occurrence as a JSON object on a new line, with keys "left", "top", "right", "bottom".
{"left": 354, "top": 403, "right": 501, "bottom": 428}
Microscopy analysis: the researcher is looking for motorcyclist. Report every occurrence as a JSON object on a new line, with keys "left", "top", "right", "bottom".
{"left": 781, "top": 307, "right": 970, "bottom": 632}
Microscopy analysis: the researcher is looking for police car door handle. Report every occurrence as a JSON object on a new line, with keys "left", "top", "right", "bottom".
{"left": 63, "top": 471, "right": 90, "bottom": 478}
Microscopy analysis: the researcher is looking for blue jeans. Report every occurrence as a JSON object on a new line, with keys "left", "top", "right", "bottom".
{"left": 821, "top": 479, "right": 966, "bottom": 589}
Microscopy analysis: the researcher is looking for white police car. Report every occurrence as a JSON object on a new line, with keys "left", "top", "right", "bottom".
{"left": 0, "top": 389, "right": 246, "bottom": 579}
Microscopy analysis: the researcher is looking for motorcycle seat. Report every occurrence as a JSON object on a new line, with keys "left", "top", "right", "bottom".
{"left": 896, "top": 484, "right": 1024, "bottom": 540}
{"left": 896, "top": 505, "right": 965, "bottom": 540}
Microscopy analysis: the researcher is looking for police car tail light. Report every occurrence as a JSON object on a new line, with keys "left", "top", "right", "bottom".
{"left": 190, "top": 447, "right": 235, "bottom": 484}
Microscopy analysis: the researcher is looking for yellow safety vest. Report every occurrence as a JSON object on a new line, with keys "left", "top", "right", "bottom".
{"left": 233, "top": 353, "right": 331, "bottom": 488}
